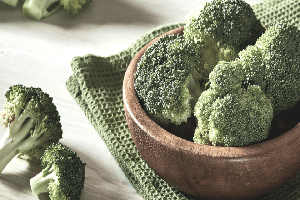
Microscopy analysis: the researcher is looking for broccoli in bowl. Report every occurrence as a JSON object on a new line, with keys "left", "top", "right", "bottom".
{"left": 134, "top": 0, "right": 300, "bottom": 147}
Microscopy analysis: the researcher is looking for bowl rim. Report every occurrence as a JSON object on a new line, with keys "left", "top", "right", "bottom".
{"left": 123, "top": 26, "right": 300, "bottom": 159}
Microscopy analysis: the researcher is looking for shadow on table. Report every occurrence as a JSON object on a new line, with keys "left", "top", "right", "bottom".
{"left": 0, "top": 0, "right": 159, "bottom": 28}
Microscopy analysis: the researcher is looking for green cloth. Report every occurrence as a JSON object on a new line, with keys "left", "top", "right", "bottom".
{"left": 66, "top": 1, "right": 300, "bottom": 199}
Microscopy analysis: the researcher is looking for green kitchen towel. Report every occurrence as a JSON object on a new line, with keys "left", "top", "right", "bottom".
{"left": 66, "top": 0, "right": 300, "bottom": 199}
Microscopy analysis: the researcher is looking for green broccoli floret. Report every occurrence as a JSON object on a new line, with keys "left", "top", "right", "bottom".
{"left": 30, "top": 142, "right": 86, "bottom": 200}
{"left": 0, "top": 84, "right": 62, "bottom": 173}
{"left": 134, "top": 34, "right": 202, "bottom": 126}
{"left": 194, "top": 61, "right": 273, "bottom": 147}
{"left": 22, "top": 0, "right": 91, "bottom": 20}
{"left": 238, "top": 21, "right": 300, "bottom": 115}
{"left": 184, "top": 0, "right": 265, "bottom": 81}
{"left": 1, "top": 0, "right": 18, "bottom": 7}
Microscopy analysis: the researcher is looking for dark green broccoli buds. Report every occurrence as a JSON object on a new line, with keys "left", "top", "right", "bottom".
{"left": 239, "top": 21, "right": 300, "bottom": 115}
{"left": 134, "top": 34, "right": 202, "bottom": 126}
{"left": 194, "top": 61, "right": 273, "bottom": 147}
{"left": 184, "top": 0, "right": 265, "bottom": 82}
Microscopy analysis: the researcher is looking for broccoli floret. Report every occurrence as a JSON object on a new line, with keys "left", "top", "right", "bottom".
{"left": 134, "top": 34, "right": 202, "bottom": 126}
{"left": 30, "top": 142, "right": 86, "bottom": 200}
{"left": 22, "top": 0, "right": 91, "bottom": 20}
{"left": 238, "top": 21, "right": 300, "bottom": 115}
{"left": 194, "top": 61, "right": 273, "bottom": 147}
{"left": 184, "top": 0, "right": 265, "bottom": 81}
{"left": 0, "top": 84, "right": 62, "bottom": 173}
{"left": 1, "top": 0, "right": 19, "bottom": 7}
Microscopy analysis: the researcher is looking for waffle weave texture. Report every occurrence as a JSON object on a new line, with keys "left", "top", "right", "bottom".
{"left": 66, "top": 1, "right": 300, "bottom": 199}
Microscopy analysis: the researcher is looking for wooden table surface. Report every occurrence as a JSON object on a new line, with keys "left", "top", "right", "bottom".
{"left": 0, "top": 0, "right": 263, "bottom": 199}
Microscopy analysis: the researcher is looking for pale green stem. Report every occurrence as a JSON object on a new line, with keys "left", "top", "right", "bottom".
{"left": 30, "top": 165, "right": 56, "bottom": 195}
{"left": 0, "top": 130, "right": 20, "bottom": 173}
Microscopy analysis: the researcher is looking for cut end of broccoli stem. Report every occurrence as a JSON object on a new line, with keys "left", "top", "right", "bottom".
{"left": 1, "top": 0, "right": 19, "bottom": 7}
{"left": 30, "top": 165, "right": 56, "bottom": 195}
{"left": 23, "top": 0, "right": 61, "bottom": 20}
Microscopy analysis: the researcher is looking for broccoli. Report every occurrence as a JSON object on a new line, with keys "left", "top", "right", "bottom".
{"left": 238, "top": 21, "right": 300, "bottom": 115}
{"left": 22, "top": 0, "right": 91, "bottom": 20}
{"left": 30, "top": 142, "right": 86, "bottom": 200}
{"left": 194, "top": 61, "right": 273, "bottom": 147}
{"left": 1, "top": 0, "right": 18, "bottom": 7}
{"left": 184, "top": 0, "right": 265, "bottom": 82}
{"left": 134, "top": 34, "right": 203, "bottom": 126}
{"left": 0, "top": 84, "right": 62, "bottom": 173}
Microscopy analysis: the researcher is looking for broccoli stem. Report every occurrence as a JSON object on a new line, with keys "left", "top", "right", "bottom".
{"left": 0, "top": 130, "right": 20, "bottom": 173}
{"left": 0, "top": 108, "right": 36, "bottom": 173}
{"left": 1, "top": 0, "right": 19, "bottom": 7}
{"left": 187, "top": 74, "right": 203, "bottom": 109}
{"left": 23, "top": 0, "right": 61, "bottom": 20}
{"left": 30, "top": 165, "right": 56, "bottom": 195}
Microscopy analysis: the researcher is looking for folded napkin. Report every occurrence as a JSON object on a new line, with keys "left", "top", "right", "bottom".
{"left": 66, "top": 0, "right": 300, "bottom": 199}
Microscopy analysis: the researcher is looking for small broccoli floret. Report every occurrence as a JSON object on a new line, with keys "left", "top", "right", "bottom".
{"left": 30, "top": 142, "right": 86, "bottom": 200}
{"left": 194, "top": 61, "right": 273, "bottom": 147}
{"left": 0, "top": 84, "right": 62, "bottom": 173}
{"left": 60, "top": 0, "right": 91, "bottom": 14}
{"left": 134, "top": 34, "right": 202, "bottom": 126}
{"left": 22, "top": 0, "right": 91, "bottom": 20}
{"left": 184, "top": 0, "right": 265, "bottom": 81}
{"left": 1, "top": 0, "right": 19, "bottom": 7}
{"left": 238, "top": 21, "right": 300, "bottom": 115}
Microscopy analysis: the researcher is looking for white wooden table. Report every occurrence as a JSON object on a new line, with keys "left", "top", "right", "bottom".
{"left": 0, "top": 0, "right": 263, "bottom": 199}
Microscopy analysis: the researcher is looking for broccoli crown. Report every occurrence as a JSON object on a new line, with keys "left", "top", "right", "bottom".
{"left": 1, "top": 84, "right": 51, "bottom": 127}
{"left": 185, "top": 0, "right": 265, "bottom": 52}
{"left": 194, "top": 61, "right": 273, "bottom": 147}
{"left": 134, "top": 34, "right": 202, "bottom": 125}
{"left": 183, "top": 0, "right": 265, "bottom": 83}
{"left": 238, "top": 21, "right": 300, "bottom": 115}
{"left": 0, "top": 84, "right": 63, "bottom": 160}
{"left": 40, "top": 142, "right": 86, "bottom": 200}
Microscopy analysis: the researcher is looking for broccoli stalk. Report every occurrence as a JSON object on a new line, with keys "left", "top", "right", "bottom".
{"left": 22, "top": 0, "right": 61, "bottom": 21}
{"left": 30, "top": 164, "right": 57, "bottom": 195}
{"left": 1, "top": 0, "right": 19, "bottom": 7}
{"left": 0, "top": 84, "right": 62, "bottom": 173}
{"left": 30, "top": 142, "right": 86, "bottom": 200}
{"left": 23, "top": 0, "right": 92, "bottom": 20}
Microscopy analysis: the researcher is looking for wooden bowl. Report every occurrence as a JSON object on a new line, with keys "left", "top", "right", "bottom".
{"left": 122, "top": 27, "right": 300, "bottom": 200}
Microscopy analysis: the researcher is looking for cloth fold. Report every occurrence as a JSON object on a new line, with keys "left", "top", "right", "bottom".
{"left": 66, "top": 1, "right": 300, "bottom": 199}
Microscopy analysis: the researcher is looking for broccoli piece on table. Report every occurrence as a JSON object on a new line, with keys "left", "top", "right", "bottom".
{"left": 134, "top": 34, "right": 203, "bottom": 126}
{"left": 0, "top": 84, "right": 62, "bottom": 173}
{"left": 23, "top": 0, "right": 92, "bottom": 20}
{"left": 30, "top": 142, "right": 86, "bottom": 200}
{"left": 194, "top": 61, "right": 273, "bottom": 147}
{"left": 1, "top": 0, "right": 18, "bottom": 7}
{"left": 238, "top": 21, "right": 300, "bottom": 115}
{"left": 184, "top": 0, "right": 265, "bottom": 81}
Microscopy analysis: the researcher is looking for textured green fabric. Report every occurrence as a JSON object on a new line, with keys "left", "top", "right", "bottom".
{"left": 66, "top": 1, "right": 300, "bottom": 199}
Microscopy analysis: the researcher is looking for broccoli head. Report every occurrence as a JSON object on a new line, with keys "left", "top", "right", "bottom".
{"left": 23, "top": 0, "right": 91, "bottom": 20}
{"left": 184, "top": 0, "right": 265, "bottom": 81}
{"left": 194, "top": 61, "right": 273, "bottom": 147}
{"left": 0, "top": 84, "right": 62, "bottom": 173}
{"left": 238, "top": 21, "right": 300, "bottom": 115}
{"left": 30, "top": 142, "right": 86, "bottom": 200}
{"left": 134, "top": 34, "right": 203, "bottom": 126}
